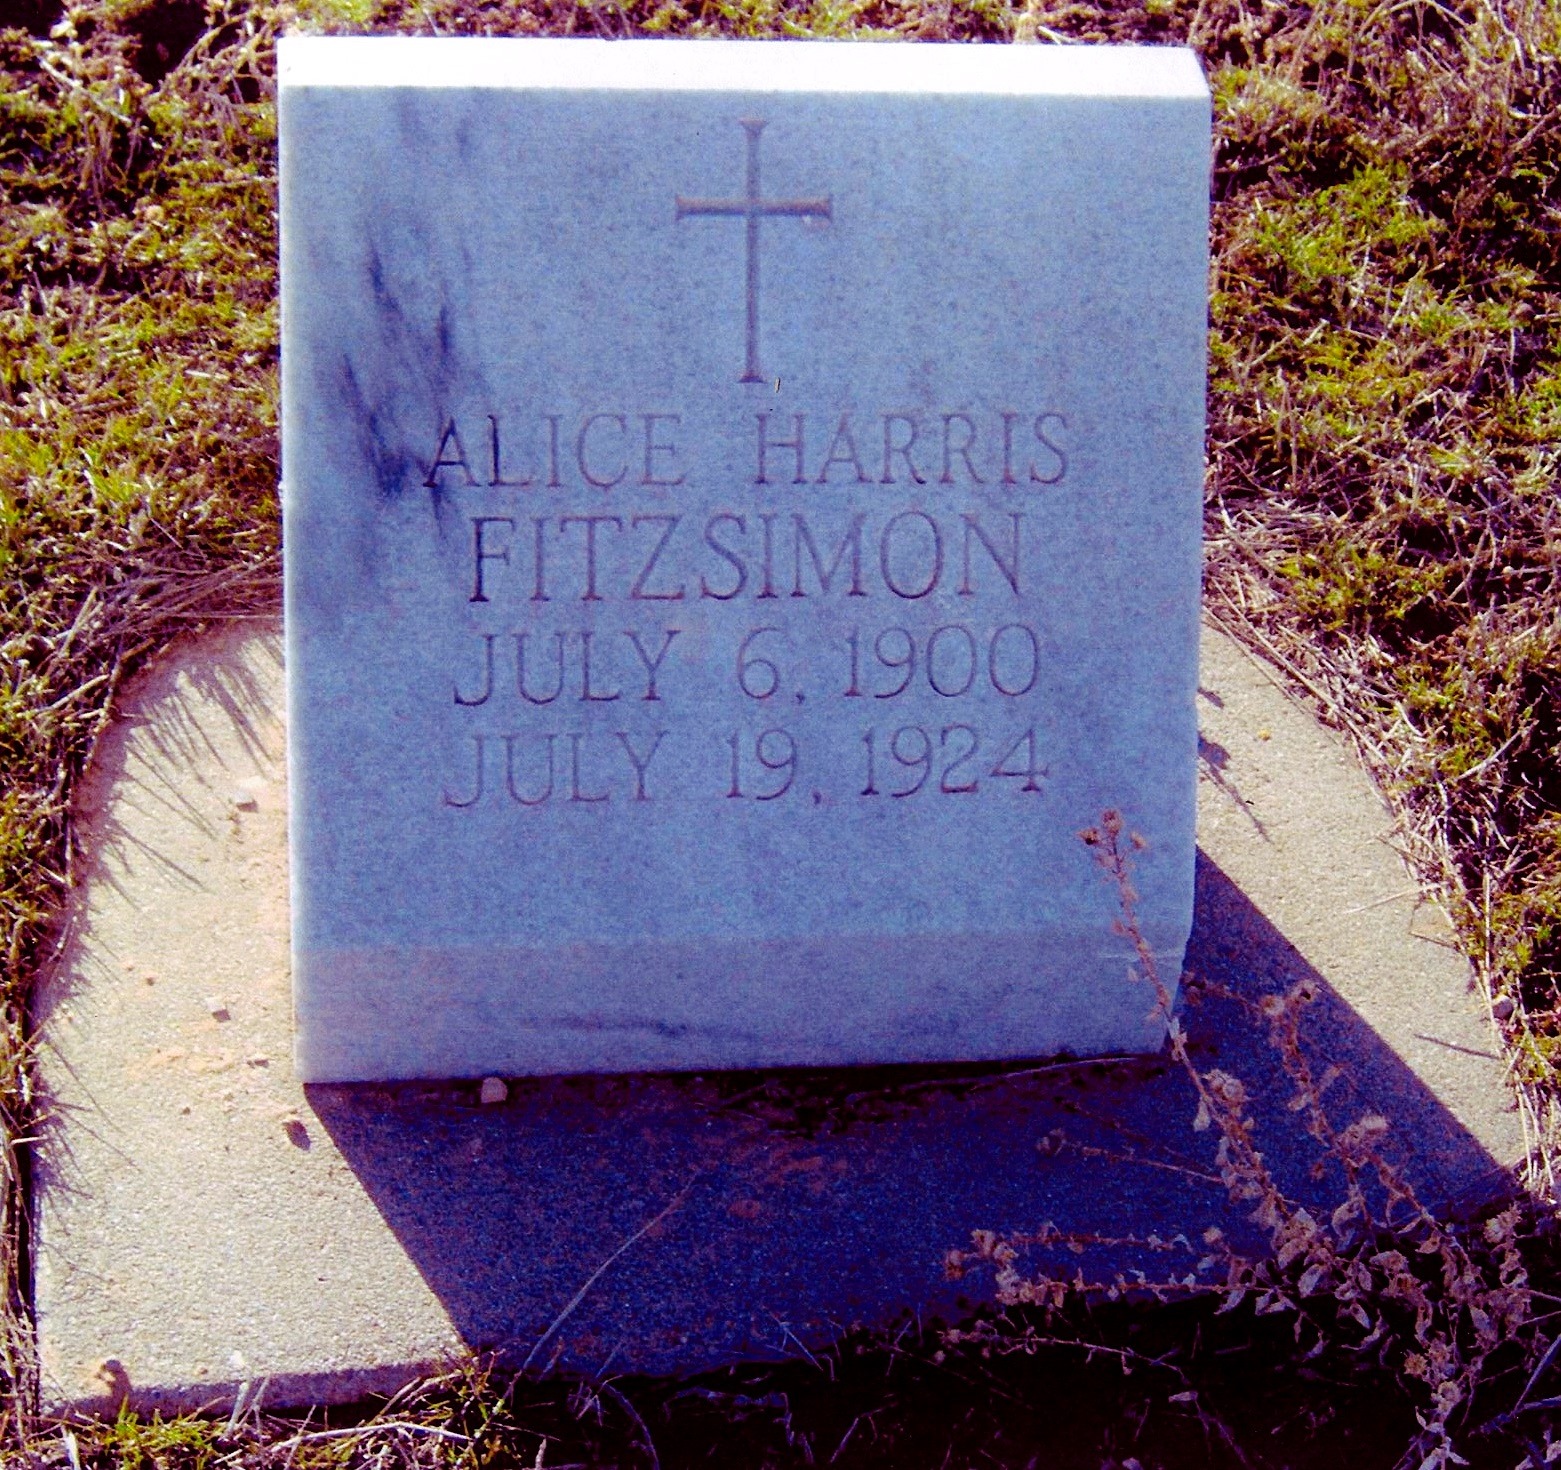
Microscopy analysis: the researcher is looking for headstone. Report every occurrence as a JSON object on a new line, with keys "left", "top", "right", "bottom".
{"left": 279, "top": 37, "right": 1211, "bottom": 1083}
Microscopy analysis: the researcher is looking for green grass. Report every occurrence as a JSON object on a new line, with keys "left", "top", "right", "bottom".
{"left": 1201, "top": 0, "right": 1561, "bottom": 1081}
{"left": 2, "top": 0, "right": 1561, "bottom": 1461}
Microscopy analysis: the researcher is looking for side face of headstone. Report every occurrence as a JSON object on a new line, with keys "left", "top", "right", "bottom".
{"left": 279, "top": 38, "right": 1210, "bottom": 1083}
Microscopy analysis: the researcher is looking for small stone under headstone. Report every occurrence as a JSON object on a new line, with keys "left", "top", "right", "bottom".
{"left": 478, "top": 1077, "right": 507, "bottom": 1106}
{"left": 279, "top": 37, "right": 1210, "bottom": 1082}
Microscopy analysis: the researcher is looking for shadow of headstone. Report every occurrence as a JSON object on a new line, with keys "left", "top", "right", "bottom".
{"left": 309, "top": 847, "right": 1513, "bottom": 1374}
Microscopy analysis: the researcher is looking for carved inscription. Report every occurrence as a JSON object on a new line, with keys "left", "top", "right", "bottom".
{"left": 428, "top": 405, "right": 1071, "bottom": 811}
{"left": 675, "top": 120, "right": 832, "bottom": 384}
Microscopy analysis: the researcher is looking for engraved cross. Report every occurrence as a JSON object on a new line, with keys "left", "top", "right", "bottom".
{"left": 676, "top": 119, "right": 832, "bottom": 384}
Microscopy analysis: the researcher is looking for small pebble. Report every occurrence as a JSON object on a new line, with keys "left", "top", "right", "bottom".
{"left": 231, "top": 791, "right": 259, "bottom": 812}
{"left": 1492, "top": 995, "right": 1516, "bottom": 1021}
{"left": 479, "top": 1076, "right": 508, "bottom": 1106}
{"left": 246, "top": 1053, "right": 269, "bottom": 1067}
{"left": 1257, "top": 728, "right": 1272, "bottom": 741}
{"left": 206, "top": 996, "right": 230, "bottom": 1021}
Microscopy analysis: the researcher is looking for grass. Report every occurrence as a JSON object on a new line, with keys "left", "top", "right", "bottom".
{"left": 2, "top": 0, "right": 1560, "bottom": 1461}
{"left": 2, "top": 1328, "right": 1473, "bottom": 1467}
{"left": 1198, "top": 1, "right": 1561, "bottom": 1136}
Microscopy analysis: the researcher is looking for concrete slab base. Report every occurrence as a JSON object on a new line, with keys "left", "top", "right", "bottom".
{"left": 32, "top": 619, "right": 1524, "bottom": 1414}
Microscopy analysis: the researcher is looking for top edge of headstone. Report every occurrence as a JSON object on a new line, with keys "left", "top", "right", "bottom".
{"left": 276, "top": 35, "right": 1209, "bottom": 97}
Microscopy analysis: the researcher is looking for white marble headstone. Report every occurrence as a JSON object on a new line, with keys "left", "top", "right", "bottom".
{"left": 279, "top": 37, "right": 1210, "bottom": 1083}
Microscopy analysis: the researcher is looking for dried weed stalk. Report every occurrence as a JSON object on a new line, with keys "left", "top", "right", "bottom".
{"left": 947, "top": 811, "right": 1539, "bottom": 1470}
